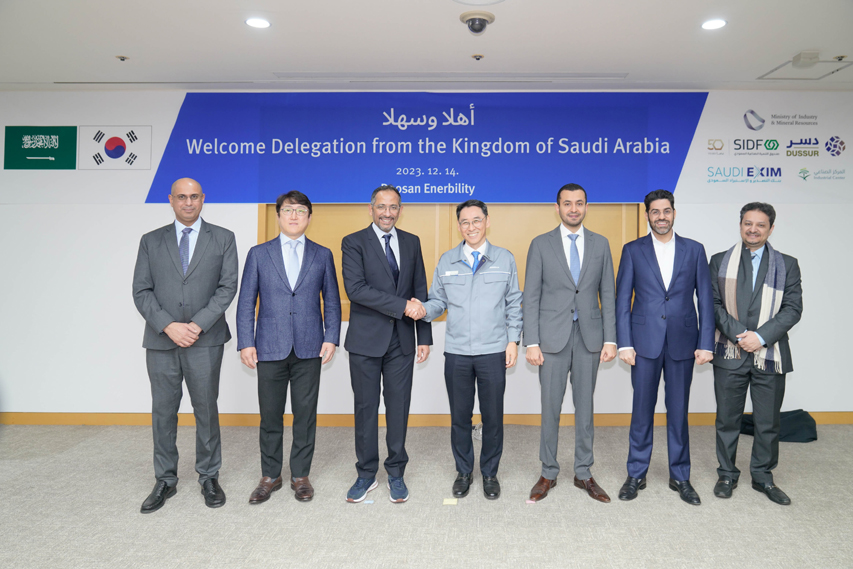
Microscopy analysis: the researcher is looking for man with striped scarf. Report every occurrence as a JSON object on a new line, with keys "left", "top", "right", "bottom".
{"left": 709, "top": 202, "right": 803, "bottom": 505}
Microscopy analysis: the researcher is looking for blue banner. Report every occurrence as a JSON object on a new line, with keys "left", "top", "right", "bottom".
{"left": 148, "top": 92, "right": 708, "bottom": 203}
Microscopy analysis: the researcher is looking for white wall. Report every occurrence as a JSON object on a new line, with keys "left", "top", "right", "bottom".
{"left": 0, "top": 202, "right": 845, "bottom": 415}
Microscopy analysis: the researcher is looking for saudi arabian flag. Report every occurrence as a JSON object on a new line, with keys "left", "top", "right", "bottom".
{"left": 4, "top": 126, "right": 77, "bottom": 169}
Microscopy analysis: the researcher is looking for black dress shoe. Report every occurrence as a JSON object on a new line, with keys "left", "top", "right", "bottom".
{"left": 201, "top": 478, "right": 226, "bottom": 508}
{"left": 482, "top": 476, "right": 500, "bottom": 500}
{"left": 752, "top": 480, "right": 791, "bottom": 505}
{"left": 713, "top": 476, "right": 738, "bottom": 499}
{"left": 452, "top": 473, "right": 472, "bottom": 498}
{"left": 669, "top": 479, "right": 701, "bottom": 505}
{"left": 140, "top": 481, "right": 176, "bottom": 514}
{"left": 618, "top": 476, "right": 646, "bottom": 501}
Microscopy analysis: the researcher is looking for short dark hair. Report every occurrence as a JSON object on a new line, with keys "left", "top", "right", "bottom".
{"left": 556, "top": 183, "right": 587, "bottom": 204}
{"left": 740, "top": 202, "right": 776, "bottom": 226}
{"left": 276, "top": 190, "right": 312, "bottom": 215}
{"left": 370, "top": 184, "right": 401, "bottom": 205}
{"left": 644, "top": 189, "right": 674, "bottom": 212}
{"left": 456, "top": 199, "right": 488, "bottom": 219}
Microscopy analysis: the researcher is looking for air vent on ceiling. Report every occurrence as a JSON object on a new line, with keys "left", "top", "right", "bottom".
{"left": 758, "top": 60, "right": 852, "bottom": 80}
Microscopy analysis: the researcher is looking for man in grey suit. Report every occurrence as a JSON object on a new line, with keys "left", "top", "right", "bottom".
{"left": 132, "top": 177, "right": 238, "bottom": 513}
{"left": 523, "top": 183, "right": 617, "bottom": 503}
{"left": 237, "top": 190, "right": 341, "bottom": 504}
{"left": 709, "top": 202, "right": 802, "bottom": 505}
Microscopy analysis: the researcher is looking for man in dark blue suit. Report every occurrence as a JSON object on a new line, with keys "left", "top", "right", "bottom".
{"left": 236, "top": 191, "right": 341, "bottom": 504}
{"left": 341, "top": 185, "right": 432, "bottom": 504}
{"left": 615, "top": 189, "right": 715, "bottom": 505}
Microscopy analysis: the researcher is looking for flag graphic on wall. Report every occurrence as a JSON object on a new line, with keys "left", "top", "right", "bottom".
{"left": 77, "top": 126, "right": 152, "bottom": 170}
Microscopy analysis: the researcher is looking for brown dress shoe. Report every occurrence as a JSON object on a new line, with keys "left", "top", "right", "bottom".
{"left": 529, "top": 476, "right": 557, "bottom": 501}
{"left": 574, "top": 476, "right": 611, "bottom": 503}
{"left": 249, "top": 476, "right": 283, "bottom": 504}
{"left": 291, "top": 476, "right": 314, "bottom": 502}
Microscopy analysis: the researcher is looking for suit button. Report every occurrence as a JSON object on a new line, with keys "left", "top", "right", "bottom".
{"left": 178, "top": 303, "right": 182, "bottom": 307}
{"left": 389, "top": 319, "right": 394, "bottom": 323}
{"left": 665, "top": 296, "right": 669, "bottom": 301}
{"left": 661, "top": 315, "right": 666, "bottom": 319}
{"left": 292, "top": 293, "right": 296, "bottom": 297}
{"left": 575, "top": 290, "right": 579, "bottom": 294}
{"left": 571, "top": 309, "right": 575, "bottom": 313}
{"left": 183, "top": 281, "right": 187, "bottom": 285}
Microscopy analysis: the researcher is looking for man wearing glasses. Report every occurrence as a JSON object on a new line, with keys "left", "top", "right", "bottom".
{"left": 133, "top": 177, "right": 238, "bottom": 513}
{"left": 236, "top": 191, "right": 341, "bottom": 504}
{"left": 341, "top": 185, "right": 432, "bottom": 503}
{"left": 418, "top": 200, "right": 522, "bottom": 500}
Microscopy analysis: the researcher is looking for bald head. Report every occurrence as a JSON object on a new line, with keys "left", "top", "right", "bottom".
{"left": 168, "top": 177, "right": 205, "bottom": 226}
{"left": 171, "top": 177, "right": 202, "bottom": 195}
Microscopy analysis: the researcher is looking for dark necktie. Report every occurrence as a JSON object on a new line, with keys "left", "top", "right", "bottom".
{"left": 180, "top": 227, "right": 192, "bottom": 275}
{"left": 384, "top": 234, "right": 399, "bottom": 285}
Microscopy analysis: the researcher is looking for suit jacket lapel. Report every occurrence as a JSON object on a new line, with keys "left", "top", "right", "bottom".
{"left": 266, "top": 237, "right": 291, "bottom": 291}
{"left": 547, "top": 227, "right": 575, "bottom": 286}
{"left": 750, "top": 248, "right": 769, "bottom": 304}
{"left": 163, "top": 224, "right": 184, "bottom": 278}
{"left": 367, "top": 225, "right": 396, "bottom": 285}
{"left": 184, "top": 220, "right": 210, "bottom": 279}
{"left": 293, "top": 238, "right": 318, "bottom": 291}
{"left": 667, "top": 234, "right": 687, "bottom": 292}
{"left": 577, "top": 228, "right": 595, "bottom": 285}
{"left": 638, "top": 234, "right": 667, "bottom": 292}
{"left": 394, "top": 231, "right": 410, "bottom": 294}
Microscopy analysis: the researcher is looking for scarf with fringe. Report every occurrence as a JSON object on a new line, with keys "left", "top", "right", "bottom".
{"left": 713, "top": 242, "right": 786, "bottom": 373}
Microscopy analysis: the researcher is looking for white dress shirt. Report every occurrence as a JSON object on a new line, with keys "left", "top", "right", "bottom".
{"left": 279, "top": 232, "right": 306, "bottom": 272}
{"left": 174, "top": 217, "right": 203, "bottom": 264}
{"left": 372, "top": 223, "right": 401, "bottom": 272}
{"left": 560, "top": 223, "right": 585, "bottom": 274}
{"left": 651, "top": 232, "right": 676, "bottom": 290}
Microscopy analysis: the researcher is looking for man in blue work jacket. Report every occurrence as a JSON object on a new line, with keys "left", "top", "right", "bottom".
{"left": 417, "top": 199, "right": 523, "bottom": 500}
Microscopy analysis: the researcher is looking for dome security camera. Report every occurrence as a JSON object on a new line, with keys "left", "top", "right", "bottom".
{"left": 460, "top": 11, "right": 495, "bottom": 36}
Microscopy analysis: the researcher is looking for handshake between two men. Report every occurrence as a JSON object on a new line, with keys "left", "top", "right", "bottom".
{"left": 405, "top": 297, "right": 426, "bottom": 320}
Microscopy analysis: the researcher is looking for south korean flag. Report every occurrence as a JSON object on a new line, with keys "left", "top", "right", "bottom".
{"left": 78, "top": 126, "right": 151, "bottom": 170}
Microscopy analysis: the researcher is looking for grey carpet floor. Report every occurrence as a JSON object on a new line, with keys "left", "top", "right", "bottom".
{"left": 1, "top": 424, "right": 851, "bottom": 569}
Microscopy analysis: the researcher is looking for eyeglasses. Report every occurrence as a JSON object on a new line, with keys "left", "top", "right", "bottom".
{"left": 459, "top": 218, "right": 485, "bottom": 230}
{"left": 174, "top": 194, "right": 202, "bottom": 202}
{"left": 281, "top": 207, "right": 310, "bottom": 217}
{"left": 373, "top": 204, "right": 400, "bottom": 213}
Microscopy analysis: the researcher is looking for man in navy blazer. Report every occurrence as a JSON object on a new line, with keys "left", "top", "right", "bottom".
{"left": 236, "top": 191, "right": 341, "bottom": 503}
{"left": 615, "top": 189, "right": 715, "bottom": 505}
{"left": 341, "top": 185, "right": 432, "bottom": 504}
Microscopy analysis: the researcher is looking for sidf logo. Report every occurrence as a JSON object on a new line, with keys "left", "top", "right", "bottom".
{"left": 743, "top": 109, "right": 765, "bottom": 131}
{"left": 798, "top": 168, "right": 810, "bottom": 181}
{"left": 825, "top": 136, "right": 846, "bottom": 157}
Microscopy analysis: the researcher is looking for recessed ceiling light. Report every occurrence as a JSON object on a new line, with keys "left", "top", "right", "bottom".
{"left": 701, "top": 19, "right": 726, "bottom": 30}
{"left": 246, "top": 18, "right": 270, "bottom": 29}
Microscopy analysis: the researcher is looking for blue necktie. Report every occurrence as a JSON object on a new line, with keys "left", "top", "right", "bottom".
{"left": 384, "top": 234, "right": 399, "bottom": 285}
{"left": 569, "top": 233, "right": 580, "bottom": 321}
{"left": 286, "top": 240, "right": 300, "bottom": 290}
{"left": 471, "top": 251, "right": 480, "bottom": 274}
{"left": 179, "top": 227, "right": 192, "bottom": 275}
{"left": 751, "top": 252, "right": 759, "bottom": 290}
